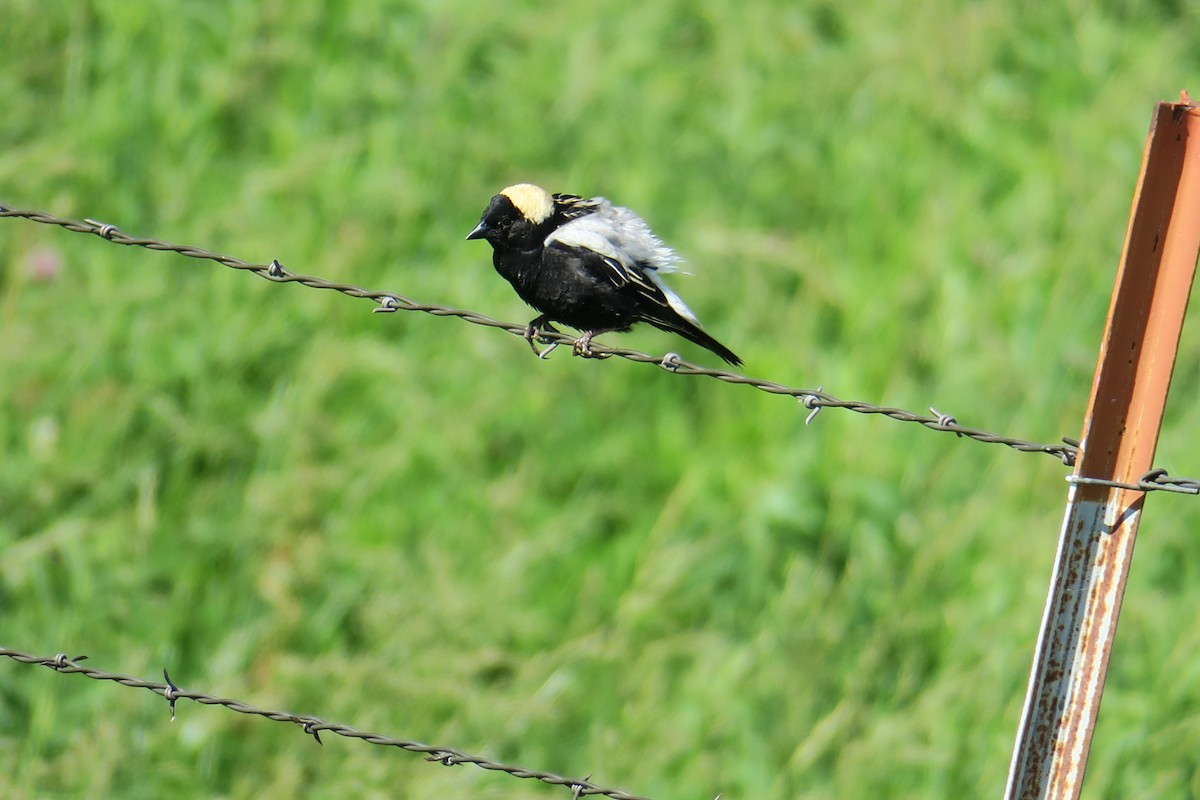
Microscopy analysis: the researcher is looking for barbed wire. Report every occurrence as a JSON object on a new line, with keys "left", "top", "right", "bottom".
{"left": 0, "top": 648, "right": 657, "bottom": 800}
{"left": 1066, "top": 468, "right": 1200, "bottom": 495}
{"left": 2, "top": 201, "right": 1198, "bottom": 494}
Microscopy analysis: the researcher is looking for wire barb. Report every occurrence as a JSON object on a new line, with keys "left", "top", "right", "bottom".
{"left": 0, "top": 647, "right": 655, "bottom": 800}
{"left": 3, "top": 201, "right": 1195, "bottom": 490}
{"left": 162, "top": 668, "right": 180, "bottom": 720}
{"left": 571, "top": 775, "right": 594, "bottom": 799}
{"left": 49, "top": 653, "right": 87, "bottom": 671}
{"left": 800, "top": 388, "right": 825, "bottom": 426}
{"left": 374, "top": 295, "right": 401, "bottom": 313}
{"left": 84, "top": 218, "right": 120, "bottom": 239}
{"left": 929, "top": 407, "right": 963, "bottom": 437}
{"left": 300, "top": 718, "right": 325, "bottom": 745}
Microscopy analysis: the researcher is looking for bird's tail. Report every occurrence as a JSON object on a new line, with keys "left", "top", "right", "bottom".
{"left": 646, "top": 316, "right": 743, "bottom": 367}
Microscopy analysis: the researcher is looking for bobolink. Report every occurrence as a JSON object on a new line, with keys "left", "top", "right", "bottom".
{"left": 467, "top": 184, "right": 742, "bottom": 367}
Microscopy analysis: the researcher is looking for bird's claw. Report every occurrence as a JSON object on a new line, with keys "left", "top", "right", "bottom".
{"left": 523, "top": 317, "right": 560, "bottom": 358}
{"left": 572, "top": 333, "right": 610, "bottom": 359}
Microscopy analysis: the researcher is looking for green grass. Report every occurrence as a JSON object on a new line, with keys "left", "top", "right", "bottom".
{"left": 3, "top": 1, "right": 1200, "bottom": 797}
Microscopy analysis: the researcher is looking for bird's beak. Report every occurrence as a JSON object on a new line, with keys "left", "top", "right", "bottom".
{"left": 466, "top": 221, "right": 489, "bottom": 241}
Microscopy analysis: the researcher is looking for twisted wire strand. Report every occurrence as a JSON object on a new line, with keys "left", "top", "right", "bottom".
{"left": 4, "top": 201, "right": 1199, "bottom": 493}
{"left": 0, "top": 649, "right": 653, "bottom": 800}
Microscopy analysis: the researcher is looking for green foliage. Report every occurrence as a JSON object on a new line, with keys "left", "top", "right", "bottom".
{"left": 3, "top": 1, "right": 1200, "bottom": 797}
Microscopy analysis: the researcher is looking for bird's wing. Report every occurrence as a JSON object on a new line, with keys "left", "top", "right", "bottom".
{"left": 551, "top": 193, "right": 605, "bottom": 223}
{"left": 546, "top": 201, "right": 682, "bottom": 271}
{"left": 545, "top": 210, "right": 699, "bottom": 325}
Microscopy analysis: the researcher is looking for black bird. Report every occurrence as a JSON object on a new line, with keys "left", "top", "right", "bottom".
{"left": 467, "top": 183, "right": 742, "bottom": 366}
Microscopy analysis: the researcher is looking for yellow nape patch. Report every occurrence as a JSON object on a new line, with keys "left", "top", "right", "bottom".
{"left": 501, "top": 183, "right": 554, "bottom": 224}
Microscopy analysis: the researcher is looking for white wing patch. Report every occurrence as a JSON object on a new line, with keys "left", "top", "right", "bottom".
{"left": 645, "top": 270, "right": 700, "bottom": 325}
{"left": 546, "top": 198, "right": 683, "bottom": 273}
{"left": 545, "top": 197, "right": 699, "bottom": 324}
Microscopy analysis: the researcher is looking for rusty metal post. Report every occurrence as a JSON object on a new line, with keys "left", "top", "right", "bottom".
{"left": 1005, "top": 94, "right": 1200, "bottom": 799}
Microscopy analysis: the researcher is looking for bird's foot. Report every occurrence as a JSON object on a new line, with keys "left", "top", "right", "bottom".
{"left": 572, "top": 332, "right": 611, "bottom": 359}
{"left": 524, "top": 316, "right": 560, "bottom": 359}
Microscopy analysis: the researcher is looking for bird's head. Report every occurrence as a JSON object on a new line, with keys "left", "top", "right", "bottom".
{"left": 466, "top": 183, "right": 556, "bottom": 249}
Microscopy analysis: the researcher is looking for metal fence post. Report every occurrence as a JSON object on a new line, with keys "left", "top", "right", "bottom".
{"left": 1004, "top": 94, "right": 1200, "bottom": 799}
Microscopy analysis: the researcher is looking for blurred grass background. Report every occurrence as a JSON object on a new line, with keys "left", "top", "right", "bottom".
{"left": 3, "top": 0, "right": 1200, "bottom": 797}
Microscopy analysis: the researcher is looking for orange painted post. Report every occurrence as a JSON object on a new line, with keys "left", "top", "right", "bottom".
{"left": 1005, "top": 93, "right": 1200, "bottom": 799}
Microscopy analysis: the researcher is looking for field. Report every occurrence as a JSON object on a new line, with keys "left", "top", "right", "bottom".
{"left": 4, "top": 2, "right": 1200, "bottom": 798}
